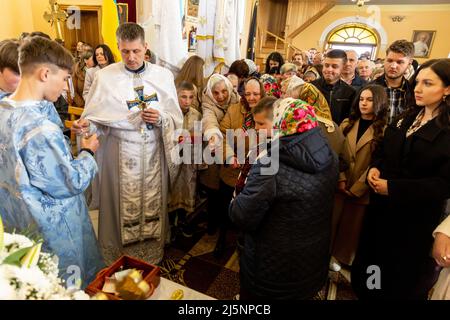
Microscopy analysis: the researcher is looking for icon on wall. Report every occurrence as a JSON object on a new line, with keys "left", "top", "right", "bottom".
{"left": 412, "top": 30, "right": 436, "bottom": 58}
{"left": 117, "top": 3, "right": 129, "bottom": 25}
{"left": 186, "top": 0, "right": 199, "bottom": 22}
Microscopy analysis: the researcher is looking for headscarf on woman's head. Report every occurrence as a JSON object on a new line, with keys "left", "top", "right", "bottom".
{"left": 281, "top": 75, "right": 304, "bottom": 96}
{"left": 272, "top": 98, "right": 319, "bottom": 138}
{"left": 287, "top": 82, "right": 335, "bottom": 132}
{"left": 261, "top": 74, "right": 281, "bottom": 98}
{"left": 304, "top": 66, "right": 320, "bottom": 79}
{"left": 204, "top": 73, "right": 235, "bottom": 107}
{"left": 244, "top": 59, "right": 257, "bottom": 76}
{"left": 241, "top": 78, "right": 266, "bottom": 131}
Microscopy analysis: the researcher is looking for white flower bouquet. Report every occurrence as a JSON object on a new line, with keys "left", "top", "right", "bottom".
{"left": 0, "top": 216, "right": 90, "bottom": 300}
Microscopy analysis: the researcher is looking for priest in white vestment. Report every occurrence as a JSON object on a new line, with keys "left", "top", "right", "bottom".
{"left": 196, "top": 0, "right": 217, "bottom": 77}
{"left": 73, "top": 23, "right": 183, "bottom": 265}
{"left": 213, "top": 0, "right": 241, "bottom": 68}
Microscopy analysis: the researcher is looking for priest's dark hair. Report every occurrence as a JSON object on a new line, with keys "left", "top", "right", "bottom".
{"left": 0, "top": 39, "right": 20, "bottom": 74}
{"left": 18, "top": 36, "right": 73, "bottom": 75}
{"left": 116, "top": 22, "right": 145, "bottom": 44}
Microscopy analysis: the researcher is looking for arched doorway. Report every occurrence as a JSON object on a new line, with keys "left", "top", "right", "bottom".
{"left": 325, "top": 23, "right": 379, "bottom": 59}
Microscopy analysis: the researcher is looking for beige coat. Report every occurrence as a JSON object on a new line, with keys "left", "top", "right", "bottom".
{"left": 318, "top": 121, "right": 345, "bottom": 163}
{"left": 339, "top": 118, "right": 376, "bottom": 205}
{"left": 201, "top": 89, "right": 240, "bottom": 140}
{"left": 199, "top": 90, "right": 239, "bottom": 190}
{"left": 331, "top": 118, "right": 376, "bottom": 265}
{"left": 219, "top": 102, "right": 250, "bottom": 187}
{"left": 169, "top": 108, "right": 202, "bottom": 213}
{"left": 72, "top": 62, "right": 86, "bottom": 107}
{"left": 431, "top": 215, "right": 450, "bottom": 300}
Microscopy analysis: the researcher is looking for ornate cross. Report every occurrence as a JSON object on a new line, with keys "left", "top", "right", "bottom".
{"left": 43, "top": 0, "right": 68, "bottom": 40}
{"left": 126, "top": 86, "right": 159, "bottom": 132}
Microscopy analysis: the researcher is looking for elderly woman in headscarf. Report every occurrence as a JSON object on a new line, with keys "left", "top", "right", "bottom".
{"left": 244, "top": 58, "right": 260, "bottom": 78}
{"left": 214, "top": 77, "right": 266, "bottom": 257}
{"left": 280, "top": 74, "right": 304, "bottom": 98}
{"left": 285, "top": 82, "right": 345, "bottom": 161}
{"left": 200, "top": 74, "right": 240, "bottom": 234}
{"left": 230, "top": 98, "right": 339, "bottom": 300}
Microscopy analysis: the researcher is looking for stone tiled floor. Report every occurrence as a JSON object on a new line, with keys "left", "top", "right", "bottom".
{"left": 88, "top": 210, "right": 356, "bottom": 300}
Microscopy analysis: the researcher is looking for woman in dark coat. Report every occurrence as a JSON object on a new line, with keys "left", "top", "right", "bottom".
{"left": 351, "top": 58, "right": 450, "bottom": 300}
{"left": 230, "top": 98, "right": 339, "bottom": 300}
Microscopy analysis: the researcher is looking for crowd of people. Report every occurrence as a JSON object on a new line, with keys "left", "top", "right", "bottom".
{"left": 0, "top": 23, "right": 449, "bottom": 300}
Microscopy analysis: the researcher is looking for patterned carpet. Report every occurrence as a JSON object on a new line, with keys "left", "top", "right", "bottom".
{"left": 157, "top": 215, "right": 357, "bottom": 300}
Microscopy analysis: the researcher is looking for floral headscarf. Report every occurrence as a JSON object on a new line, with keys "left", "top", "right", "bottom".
{"left": 286, "top": 82, "right": 335, "bottom": 132}
{"left": 273, "top": 98, "right": 318, "bottom": 138}
{"left": 205, "top": 73, "right": 235, "bottom": 107}
{"left": 261, "top": 74, "right": 281, "bottom": 98}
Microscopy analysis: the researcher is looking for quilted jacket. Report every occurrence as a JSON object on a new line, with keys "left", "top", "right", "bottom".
{"left": 230, "top": 127, "right": 339, "bottom": 299}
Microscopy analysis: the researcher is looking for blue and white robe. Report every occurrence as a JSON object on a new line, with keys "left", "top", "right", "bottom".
{"left": 0, "top": 97, "right": 104, "bottom": 287}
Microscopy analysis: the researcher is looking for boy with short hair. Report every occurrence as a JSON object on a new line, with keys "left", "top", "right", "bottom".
{"left": 169, "top": 81, "right": 202, "bottom": 239}
{"left": 0, "top": 36, "right": 104, "bottom": 287}
{"left": 0, "top": 39, "right": 20, "bottom": 94}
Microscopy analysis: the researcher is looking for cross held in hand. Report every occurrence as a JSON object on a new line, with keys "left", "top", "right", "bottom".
{"left": 126, "top": 86, "right": 158, "bottom": 130}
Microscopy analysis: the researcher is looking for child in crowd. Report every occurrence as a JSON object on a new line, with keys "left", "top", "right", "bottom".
{"left": 169, "top": 81, "right": 202, "bottom": 239}
{"left": 0, "top": 36, "right": 104, "bottom": 286}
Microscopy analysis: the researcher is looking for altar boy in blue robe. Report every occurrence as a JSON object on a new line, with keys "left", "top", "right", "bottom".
{"left": 0, "top": 36, "right": 104, "bottom": 287}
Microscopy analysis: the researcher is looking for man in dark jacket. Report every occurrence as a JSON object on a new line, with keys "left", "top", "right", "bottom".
{"left": 369, "top": 40, "right": 415, "bottom": 124}
{"left": 230, "top": 99, "right": 339, "bottom": 300}
{"left": 312, "top": 49, "right": 356, "bottom": 125}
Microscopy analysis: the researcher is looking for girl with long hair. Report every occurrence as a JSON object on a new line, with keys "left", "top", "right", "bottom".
{"left": 352, "top": 59, "right": 450, "bottom": 300}
{"left": 331, "top": 84, "right": 388, "bottom": 270}
{"left": 83, "top": 44, "right": 115, "bottom": 100}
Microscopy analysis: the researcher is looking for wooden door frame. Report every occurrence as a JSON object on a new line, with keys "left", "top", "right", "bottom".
{"left": 59, "top": 5, "right": 103, "bottom": 45}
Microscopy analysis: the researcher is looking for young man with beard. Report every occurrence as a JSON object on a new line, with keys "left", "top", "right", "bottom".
{"left": 370, "top": 40, "right": 415, "bottom": 124}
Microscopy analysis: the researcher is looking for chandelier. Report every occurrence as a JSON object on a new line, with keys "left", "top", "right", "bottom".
{"left": 351, "top": 0, "right": 371, "bottom": 7}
